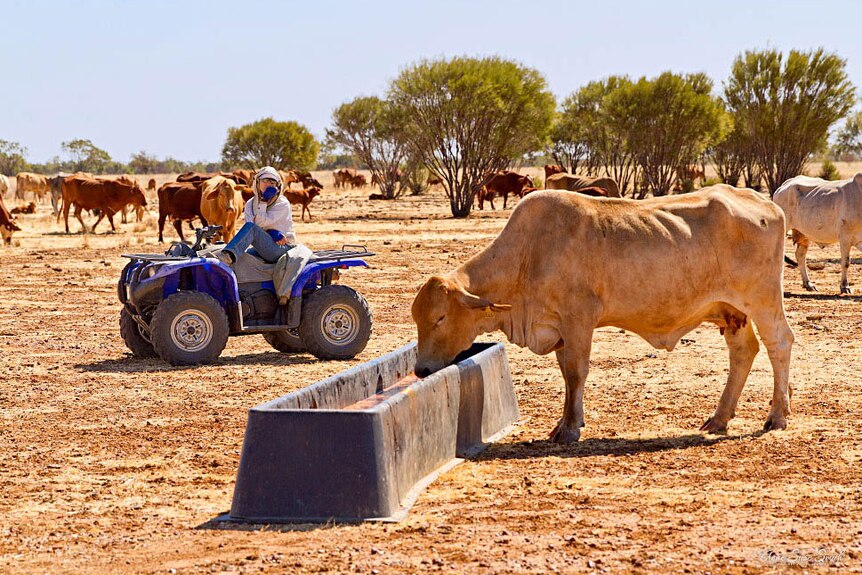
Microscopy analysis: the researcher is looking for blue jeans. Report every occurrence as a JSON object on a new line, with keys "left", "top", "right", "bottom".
{"left": 223, "top": 222, "right": 293, "bottom": 263}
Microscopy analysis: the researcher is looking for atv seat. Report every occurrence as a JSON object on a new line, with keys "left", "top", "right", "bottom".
{"left": 228, "top": 245, "right": 314, "bottom": 303}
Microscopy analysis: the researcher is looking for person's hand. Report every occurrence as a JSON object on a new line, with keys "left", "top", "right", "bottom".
{"left": 275, "top": 237, "right": 289, "bottom": 246}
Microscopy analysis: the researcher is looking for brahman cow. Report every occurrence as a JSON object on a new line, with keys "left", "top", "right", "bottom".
{"left": 284, "top": 186, "right": 320, "bottom": 221}
{"left": 546, "top": 173, "right": 621, "bottom": 198}
{"left": 16, "top": 172, "right": 50, "bottom": 202}
{"left": 544, "top": 164, "right": 566, "bottom": 181}
{"left": 200, "top": 176, "right": 241, "bottom": 242}
{"left": 773, "top": 173, "right": 862, "bottom": 294}
{"left": 62, "top": 176, "right": 148, "bottom": 233}
{"left": 0, "top": 174, "right": 9, "bottom": 197}
{"left": 157, "top": 181, "right": 207, "bottom": 242}
{"left": 412, "top": 186, "right": 794, "bottom": 443}
{"left": 0, "top": 194, "right": 21, "bottom": 245}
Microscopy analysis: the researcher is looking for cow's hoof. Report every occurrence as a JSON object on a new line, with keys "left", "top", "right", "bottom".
{"left": 840, "top": 286, "right": 852, "bottom": 295}
{"left": 549, "top": 422, "right": 581, "bottom": 443}
{"left": 699, "top": 416, "right": 728, "bottom": 434}
{"left": 762, "top": 415, "right": 788, "bottom": 432}
{"left": 803, "top": 282, "right": 818, "bottom": 292}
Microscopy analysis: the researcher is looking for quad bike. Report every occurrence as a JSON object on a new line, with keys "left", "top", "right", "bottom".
{"left": 117, "top": 225, "right": 374, "bottom": 365}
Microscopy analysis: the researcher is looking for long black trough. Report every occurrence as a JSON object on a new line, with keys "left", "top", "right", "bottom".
{"left": 227, "top": 341, "right": 519, "bottom": 523}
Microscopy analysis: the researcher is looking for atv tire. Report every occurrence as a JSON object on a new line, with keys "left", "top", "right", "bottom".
{"left": 263, "top": 329, "right": 306, "bottom": 353}
{"left": 150, "top": 291, "right": 229, "bottom": 366}
{"left": 299, "top": 285, "right": 372, "bottom": 360}
{"left": 119, "top": 307, "right": 157, "bottom": 358}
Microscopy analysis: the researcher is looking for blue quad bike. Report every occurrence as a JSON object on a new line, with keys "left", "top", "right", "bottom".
{"left": 117, "top": 225, "right": 374, "bottom": 365}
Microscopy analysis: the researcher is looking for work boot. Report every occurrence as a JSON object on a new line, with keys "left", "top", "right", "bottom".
{"left": 212, "top": 250, "right": 235, "bottom": 266}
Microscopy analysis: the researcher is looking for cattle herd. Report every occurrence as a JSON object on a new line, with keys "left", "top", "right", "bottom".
{"left": 1, "top": 166, "right": 861, "bottom": 298}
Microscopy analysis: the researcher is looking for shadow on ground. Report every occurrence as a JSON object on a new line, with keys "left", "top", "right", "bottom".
{"left": 75, "top": 352, "right": 319, "bottom": 373}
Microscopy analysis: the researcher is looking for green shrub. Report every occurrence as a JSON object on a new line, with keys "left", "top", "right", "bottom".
{"left": 818, "top": 159, "right": 841, "bottom": 180}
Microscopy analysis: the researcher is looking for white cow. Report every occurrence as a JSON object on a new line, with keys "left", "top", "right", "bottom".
{"left": 773, "top": 173, "right": 862, "bottom": 294}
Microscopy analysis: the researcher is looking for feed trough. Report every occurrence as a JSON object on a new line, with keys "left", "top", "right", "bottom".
{"left": 227, "top": 341, "right": 519, "bottom": 523}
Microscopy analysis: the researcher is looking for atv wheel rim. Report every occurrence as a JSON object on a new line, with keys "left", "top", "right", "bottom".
{"left": 321, "top": 305, "right": 359, "bottom": 346}
{"left": 170, "top": 309, "right": 213, "bottom": 353}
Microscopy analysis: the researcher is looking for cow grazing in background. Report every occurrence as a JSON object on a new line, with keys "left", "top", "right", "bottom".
{"left": 147, "top": 178, "right": 157, "bottom": 192}
{"left": 544, "top": 164, "right": 566, "bottom": 181}
{"left": 200, "top": 176, "right": 241, "bottom": 242}
{"left": 333, "top": 168, "right": 357, "bottom": 189}
{"left": 284, "top": 187, "right": 321, "bottom": 221}
{"left": 350, "top": 174, "right": 367, "bottom": 188}
{"left": 232, "top": 169, "right": 254, "bottom": 186}
{"left": 62, "top": 177, "right": 148, "bottom": 233}
{"left": 546, "top": 173, "right": 621, "bottom": 198}
{"left": 0, "top": 195, "right": 21, "bottom": 245}
{"left": 477, "top": 171, "right": 534, "bottom": 210}
{"left": 237, "top": 185, "right": 254, "bottom": 203}
{"left": 412, "top": 186, "right": 794, "bottom": 442}
{"left": 16, "top": 172, "right": 50, "bottom": 202}
{"left": 157, "top": 181, "right": 207, "bottom": 242}
{"left": 773, "top": 173, "right": 862, "bottom": 294}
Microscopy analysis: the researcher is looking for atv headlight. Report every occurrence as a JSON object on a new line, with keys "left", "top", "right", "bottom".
{"left": 144, "top": 264, "right": 162, "bottom": 279}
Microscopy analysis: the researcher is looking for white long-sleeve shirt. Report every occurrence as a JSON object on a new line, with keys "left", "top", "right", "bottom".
{"left": 243, "top": 194, "right": 297, "bottom": 244}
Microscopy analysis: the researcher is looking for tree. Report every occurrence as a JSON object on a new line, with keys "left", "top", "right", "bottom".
{"left": 549, "top": 97, "right": 590, "bottom": 174}
{"left": 326, "top": 96, "right": 408, "bottom": 199}
{"left": 222, "top": 118, "right": 319, "bottom": 171}
{"left": 605, "top": 72, "right": 727, "bottom": 197}
{"left": 0, "top": 140, "right": 28, "bottom": 175}
{"left": 389, "top": 56, "right": 555, "bottom": 217}
{"left": 724, "top": 48, "right": 856, "bottom": 195}
{"left": 62, "top": 139, "right": 112, "bottom": 173}
{"left": 129, "top": 150, "right": 159, "bottom": 174}
{"left": 832, "top": 110, "right": 862, "bottom": 161}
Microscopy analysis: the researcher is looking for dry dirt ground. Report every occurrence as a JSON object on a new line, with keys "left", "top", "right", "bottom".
{"left": 1, "top": 171, "right": 861, "bottom": 574}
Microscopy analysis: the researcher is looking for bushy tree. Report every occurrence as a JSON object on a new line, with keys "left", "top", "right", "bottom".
{"left": 832, "top": 110, "right": 862, "bottom": 161}
{"left": 61, "top": 139, "right": 112, "bottom": 173}
{"left": 724, "top": 48, "right": 856, "bottom": 194}
{"left": 389, "top": 56, "right": 555, "bottom": 217}
{"left": 326, "top": 96, "right": 408, "bottom": 199}
{"left": 129, "top": 150, "right": 159, "bottom": 174}
{"left": 222, "top": 118, "right": 319, "bottom": 171}
{"left": 605, "top": 72, "right": 727, "bottom": 196}
{"left": 0, "top": 140, "right": 29, "bottom": 175}
{"left": 549, "top": 97, "right": 591, "bottom": 174}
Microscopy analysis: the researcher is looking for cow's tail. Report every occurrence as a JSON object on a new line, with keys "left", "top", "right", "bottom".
{"left": 784, "top": 255, "right": 798, "bottom": 268}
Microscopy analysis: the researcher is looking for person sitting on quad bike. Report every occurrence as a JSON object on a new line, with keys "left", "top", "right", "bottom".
{"left": 215, "top": 166, "right": 296, "bottom": 265}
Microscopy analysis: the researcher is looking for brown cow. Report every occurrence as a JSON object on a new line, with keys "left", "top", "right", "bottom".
{"left": 546, "top": 173, "right": 621, "bottom": 198}
{"left": 10, "top": 202, "right": 36, "bottom": 214}
{"left": 200, "top": 176, "right": 241, "bottom": 242}
{"left": 232, "top": 169, "right": 254, "bottom": 186}
{"left": 16, "top": 172, "right": 50, "bottom": 202}
{"left": 157, "top": 182, "right": 207, "bottom": 242}
{"left": 477, "top": 171, "right": 534, "bottom": 210}
{"left": 283, "top": 187, "right": 321, "bottom": 221}
{"left": 350, "top": 174, "right": 367, "bottom": 188}
{"left": 544, "top": 164, "right": 566, "bottom": 181}
{"left": 427, "top": 176, "right": 443, "bottom": 187}
{"left": 237, "top": 184, "right": 254, "bottom": 203}
{"left": 147, "top": 178, "right": 157, "bottom": 192}
{"left": 0, "top": 195, "right": 21, "bottom": 245}
{"left": 62, "top": 177, "right": 148, "bottom": 233}
{"left": 333, "top": 168, "right": 357, "bottom": 189}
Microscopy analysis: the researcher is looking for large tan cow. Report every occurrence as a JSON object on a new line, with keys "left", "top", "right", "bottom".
{"left": 412, "top": 186, "right": 794, "bottom": 443}
{"left": 0, "top": 194, "right": 21, "bottom": 246}
{"left": 15, "top": 172, "right": 50, "bottom": 202}
{"left": 0, "top": 174, "right": 9, "bottom": 197}
{"left": 200, "top": 176, "right": 241, "bottom": 242}
{"left": 546, "top": 173, "right": 621, "bottom": 198}
{"left": 773, "top": 173, "right": 862, "bottom": 294}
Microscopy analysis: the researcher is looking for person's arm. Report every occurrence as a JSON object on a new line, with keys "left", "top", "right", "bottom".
{"left": 254, "top": 199, "right": 297, "bottom": 243}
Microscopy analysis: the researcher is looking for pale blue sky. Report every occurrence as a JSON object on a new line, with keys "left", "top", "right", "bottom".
{"left": 2, "top": 0, "right": 860, "bottom": 163}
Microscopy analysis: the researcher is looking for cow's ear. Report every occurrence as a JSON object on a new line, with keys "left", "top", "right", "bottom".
{"left": 454, "top": 290, "right": 511, "bottom": 312}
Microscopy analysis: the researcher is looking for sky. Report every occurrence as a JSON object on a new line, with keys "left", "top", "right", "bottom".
{"left": 2, "top": 0, "right": 861, "bottom": 163}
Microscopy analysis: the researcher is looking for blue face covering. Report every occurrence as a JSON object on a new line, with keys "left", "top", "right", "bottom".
{"left": 260, "top": 185, "right": 279, "bottom": 202}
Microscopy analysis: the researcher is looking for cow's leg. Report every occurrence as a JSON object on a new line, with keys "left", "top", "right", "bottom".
{"left": 700, "top": 320, "right": 759, "bottom": 433}
{"left": 550, "top": 330, "right": 593, "bottom": 443}
{"left": 750, "top": 307, "right": 794, "bottom": 432}
{"left": 793, "top": 230, "right": 816, "bottom": 291}
{"left": 158, "top": 213, "right": 166, "bottom": 242}
{"left": 64, "top": 200, "right": 72, "bottom": 233}
{"left": 121, "top": 205, "right": 128, "bottom": 224}
{"left": 106, "top": 210, "right": 117, "bottom": 232}
{"left": 91, "top": 210, "right": 105, "bottom": 233}
{"left": 839, "top": 233, "right": 854, "bottom": 295}
{"left": 502, "top": 191, "right": 508, "bottom": 209}
{"left": 74, "top": 206, "right": 87, "bottom": 234}
{"left": 173, "top": 219, "right": 185, "bottom": 243}
{"left": 305, "top": 205, "right": 311, "bottom": 220}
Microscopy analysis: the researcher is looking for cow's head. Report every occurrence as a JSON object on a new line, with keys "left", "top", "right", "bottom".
{"left": 131, "top": 183, "right": 148, "bottom": 207}
{"left": 205, "top": 179, "right": 238, "bottom": 214}
{"left": 412, "top": 275, "right": 511, "bottom": 376}
{"left": 1, "top": 219, "right": 21, "bottom": 245}
{"left": 306, "top": 187, "right": 321, "bottom": 200}
{"left": 519, "top": 175, "right": 534, "bottom": 189}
